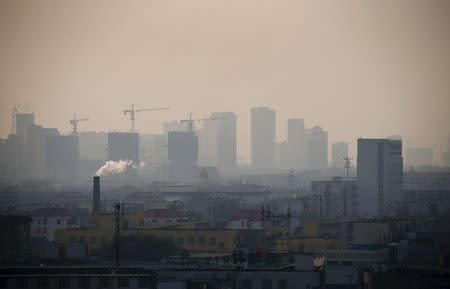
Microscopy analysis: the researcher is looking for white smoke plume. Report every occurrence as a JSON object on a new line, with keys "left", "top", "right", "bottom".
{"left": 95, "top": 160, "right": 134, "bottom": 176}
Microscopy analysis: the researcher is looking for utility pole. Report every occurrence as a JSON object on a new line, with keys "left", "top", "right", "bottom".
{"left": 115, "top": 202, "right": 120, "bottom": 270}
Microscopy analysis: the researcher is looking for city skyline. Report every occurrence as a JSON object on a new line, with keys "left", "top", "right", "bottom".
{"left": 1, "top": 0, "right": 450, "bottom": 161}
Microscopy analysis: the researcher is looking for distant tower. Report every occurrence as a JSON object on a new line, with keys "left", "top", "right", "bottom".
{"left": 251, "top": 107, "right": 276, "bottom": 169}
{"left": 11, "top": 106, "right": 17, "bottom": 136}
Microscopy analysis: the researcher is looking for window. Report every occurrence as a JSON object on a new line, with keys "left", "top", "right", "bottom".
{"left": 100, "top": 278, "right": 112, "bottom": 288}
{"left": 209, "top": 237, "right": 216, "bottom": 246}
{"left": 78, "top": 278, "right": 89, "bottom": 289}
{"left": 138, "top": 278, "right": 149, "bottom": 288}
{"left": 278, "top": 280, "right": 287, "bottom": 289}
{"left": 59, "top": 278, "right": 69, "bottom": 289}
{"left": 17, "top": 278, "right": 28, "bottom": 288}
{"left": 38, "top": 278, "right": 49, "bottom": 289}
{"left": 198, "top": 236, "right": 205, "bottom": 245}
{"left": 261, "top": 279, "right": 272, "bottom": 289}
{"left": 118, "top": 278, "right": 129, "bottom": 288}
{"left": 188, "top": 236, "right": 195, "bottom": 246}
{"left": 242, "top": 279, "right": 252, "bottom": 289}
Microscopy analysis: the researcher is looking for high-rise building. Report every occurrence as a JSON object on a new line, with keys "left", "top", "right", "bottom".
{"left": 306, "top": 126, "right": 328, "bottom": 170}
{"left": 107, "top": 132, "right": 139, "bottom": 164}
{"left": 275, "top": 141, "right": 290, "bottom": 169}
{"left": 16, "top": 113, "right": 34, "bottom": 144}
{"left": 46, "top": 135, "right": 79, "bottom": 183}
{"left": 357, "top": 138, "right": 403, "bottom": 217}
{"left": 26, "top": 125, "right": 59, "bottom": 180}
{"left": 198, "top": 112, "right": 237, "bottom": 175}
{"left": 406, "top": 147, "right": 433, "bottom": 168}
{"left": 251, "top": 107, "right": 275, "bottom": 169}
{"left": 163, "top": 121, "right": 185, "bottom": 137}
{"left": 332, "top": 142, "right": 349, "bottom": 168}
{"left": 140, "top": 134, "right": 167, "bottom": 177}
{"left": 78, "top": 132, "right": 107, "bottom": 181}
{"left": 287, "top": 118, "right": 306, "bottom": 169}
{"left": 167, "top": 131, "right": 198, "bottom": 181}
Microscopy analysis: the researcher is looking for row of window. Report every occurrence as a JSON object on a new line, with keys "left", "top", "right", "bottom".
{"left": 240, "top": 279, "right": 288, "bottom": 289}
{"left": 0, "top": 277, "right": 151, "bottom": 289}
{"left": 71, "top": 235, "right": 229, "bottom": 249}
{"left": 175, "top": 236, "right": 226, "bottom": 249}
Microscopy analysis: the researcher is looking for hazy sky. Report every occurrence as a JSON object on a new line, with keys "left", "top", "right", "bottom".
{"left": 1, "top": 0, "right": 449, "bottom": 161}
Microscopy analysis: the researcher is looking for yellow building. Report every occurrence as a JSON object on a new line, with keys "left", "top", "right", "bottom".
{"left": 55, "top": 226, "right": 244, "bottom": 254}
{"left": 274, "top": 238, "right": 338, "bottom": 253}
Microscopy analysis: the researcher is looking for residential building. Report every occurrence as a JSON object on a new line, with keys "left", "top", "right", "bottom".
{"left": 0, "top": 215, "right": 31, "bottom": 263}
{"left": 198, "top": 112, "right": 237, "bottom": 175}
{"left": 107, "top": 132, "right": 140, "bottom": 164}
{"left": 357, "top": 138, "right": 403, "bottom": 217}
{"left": 226, "top": 209, "right": 263, "bottom": 230}
{"left": 143, "top": 208, "right": 181, "bottom": 227}
{"left": 311, "top": 177, "right": 357, "bottom": 218}
{"left": 140, "top": 133, "right": 167, "bottom": 177}
{"left": 331, "top": 142, "right": 349, "bottom": 168}
{"left": 168, "top": 131, "right": 198, "bottom": 181}
{"left": 406, "top": 147, "right": 433, "bottom": 168}
{"left": 46, "top": 135, "right": 79, "bottom": 183}
{"left": 287, "top": 118, "right": 306, "bottom": 169}
{"left": 306, "top": 126, "right": 328, "bottom": 170}
{"left": 30, "top": 208, "right": 75, "bottom": 241}
{"left": 251, "top": 107, "right": 276, "bottom": 169}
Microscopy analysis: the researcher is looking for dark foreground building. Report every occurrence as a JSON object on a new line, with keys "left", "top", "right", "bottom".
{"left": 0, "top": 267, "right": 156, "bottom": 289}
{"left": 0, "top": 215, "right": 31, "bottom": 264}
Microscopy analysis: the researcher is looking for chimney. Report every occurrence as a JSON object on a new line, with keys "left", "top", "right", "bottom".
{"left": 93, "top": 176, "right": 100, "bottom": 214}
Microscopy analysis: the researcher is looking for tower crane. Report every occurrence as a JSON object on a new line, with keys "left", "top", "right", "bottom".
{"left": 123, "top": 104, "right": 169, "bottom": 133}
{"left": 180, "top": 113, "right": 219, "bottom": 132}
{"left": 70, "top": 113, "right": 89, "bottom": 135}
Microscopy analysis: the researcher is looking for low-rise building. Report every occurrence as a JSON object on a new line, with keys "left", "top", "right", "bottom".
{"left": 0, "top": 267, "right": 156, "bottom": 289}
{"left": 31, "top": 208, "right": 76, "bottom": 241}
{"left": 226, "top": 209, "right": 263, "bottom": 230}
{"left": 0, "top": 215, "right": 31, "bottom": 263}
{"left": 143, "top": 208, "right": 181, "bottom": 227}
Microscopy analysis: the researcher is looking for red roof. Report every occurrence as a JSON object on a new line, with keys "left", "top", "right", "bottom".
{"left": 31, "top": 207, "right": 72, "bottom": 217}
{"left": 143, "top": 208, "right": 180, "bottom": 218}
{"left": 231, "top": 209, "right": 262, "bottom": 221}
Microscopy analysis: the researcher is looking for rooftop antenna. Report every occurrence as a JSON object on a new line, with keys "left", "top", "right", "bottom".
{"left": 344, "top": 156, "right": 352, "bottom": 179}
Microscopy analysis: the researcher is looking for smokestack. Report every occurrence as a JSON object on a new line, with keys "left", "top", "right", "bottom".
{"left": 93, "top": 176, "right": 100, "bottom": 214}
